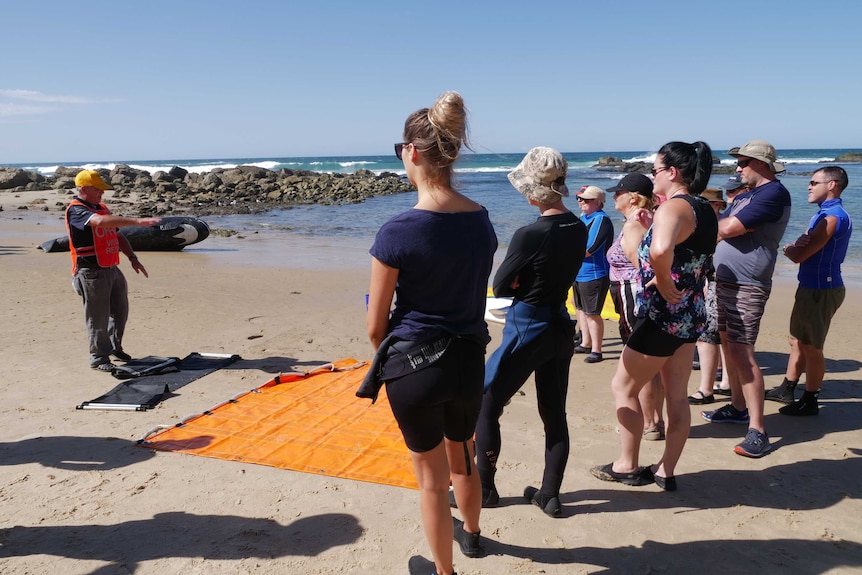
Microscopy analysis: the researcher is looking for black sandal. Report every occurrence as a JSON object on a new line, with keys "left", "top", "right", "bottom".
{"left": 688, "top": 390, "right": 715, "bottom": 405}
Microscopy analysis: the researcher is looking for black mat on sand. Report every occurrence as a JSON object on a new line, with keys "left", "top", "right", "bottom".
{"left": 77, "top": 352, "right": 240, "bottom": 411}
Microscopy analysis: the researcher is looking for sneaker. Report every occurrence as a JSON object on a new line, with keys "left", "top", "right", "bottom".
{"left": 112, "top": 349, "right": 132, "bottom": 362}
{"left": 454, "top": 522, "right": 486, "bottom": 558}
{"left": 523, "top": 485, "right": 561, "bottom": 518}
{"left": 779, "top": 394, "right": 819, "bottom": 416}
{"left": 584, "top": 352, "right": 603, "bottom": 364}
{"left": 734, "top": 428, "right": 771, "bottom": 458}
{"left": 765, "top": 379, "right": 798, "bottom": 404}
{"left": 702, "top": 404, "right": 749, "bottom": 424}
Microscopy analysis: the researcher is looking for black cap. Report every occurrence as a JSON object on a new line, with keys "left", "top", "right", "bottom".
{"left": 607, "top": 173, "right": 654, "bottom": 199}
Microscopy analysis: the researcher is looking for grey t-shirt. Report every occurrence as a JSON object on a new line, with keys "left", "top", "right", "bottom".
{"left": 714, "top": 179, "right": 792, "bottom": 288}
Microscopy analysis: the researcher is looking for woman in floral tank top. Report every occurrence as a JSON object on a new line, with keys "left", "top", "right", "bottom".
{"left": 591, "top": 141, "right": 717, "bottom": 493}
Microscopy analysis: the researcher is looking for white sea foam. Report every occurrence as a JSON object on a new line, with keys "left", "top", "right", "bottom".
{"left": 339, "top": 161, "right": 376, "bottom": 167}
{"left": 457, "top": 166, "right": 512, "bottom": 174}
{"left": 626, "top": 153, "right": 658, "bottom": 163}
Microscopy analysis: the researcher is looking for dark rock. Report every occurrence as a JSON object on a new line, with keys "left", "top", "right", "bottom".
{"left": 834, "top": 152, "right": 862, "bottom": 163}
{"left": 168, "top": 166, "right": 189, "bottom": 179}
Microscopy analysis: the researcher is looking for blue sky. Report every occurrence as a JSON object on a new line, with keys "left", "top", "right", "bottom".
{"left": 2, "top": 0, "right": 860, "bottom": 164}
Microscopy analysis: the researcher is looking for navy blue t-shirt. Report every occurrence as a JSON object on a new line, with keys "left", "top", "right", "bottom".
{"left": 370, "top": 208, "right": 497, "bottom": 343}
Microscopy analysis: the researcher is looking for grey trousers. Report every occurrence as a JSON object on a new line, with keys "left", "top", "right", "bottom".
{"left": 72, "top": 266, "right": 129, "bottom": 367}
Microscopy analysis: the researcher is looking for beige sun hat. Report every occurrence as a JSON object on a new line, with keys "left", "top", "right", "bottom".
{"left": 508, "top": 147, "right": 569, "bottom": 204}
{"left": 729, "top": 140, "right": 786, "bottom": 173}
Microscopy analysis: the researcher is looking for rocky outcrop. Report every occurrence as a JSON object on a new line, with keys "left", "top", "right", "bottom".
{"left": 593, "top": 155, "right": 736, "bottom": 175}
{"left": 0, "top": 168, "right": 42, "bottom": 190}
{"left": 833, "top": 152, "right": 862, "bottom": 163}
{"left": 0, "top": 164, "right": 415, "bottom": 216}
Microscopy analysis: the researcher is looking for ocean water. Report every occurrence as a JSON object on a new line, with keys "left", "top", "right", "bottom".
{"left": 15, "top": 149, "right": 862, "bottom": 269}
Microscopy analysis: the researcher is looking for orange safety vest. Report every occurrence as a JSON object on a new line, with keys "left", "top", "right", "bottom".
{"left": 65, "top": 199, "right": 121, "bottom": 274}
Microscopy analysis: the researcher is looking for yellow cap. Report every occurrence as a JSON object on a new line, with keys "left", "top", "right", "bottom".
{"left": 74, "top": 169, "right": 113, "bottom": 190}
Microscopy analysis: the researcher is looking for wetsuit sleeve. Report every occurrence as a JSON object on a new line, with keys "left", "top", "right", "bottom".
{"left": 492, "top": 226, "right": 536, "bottom": 297}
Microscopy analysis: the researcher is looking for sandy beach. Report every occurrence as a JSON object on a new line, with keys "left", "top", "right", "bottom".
{"left": 2, "top": 189, "right": 861, "bottom": 574}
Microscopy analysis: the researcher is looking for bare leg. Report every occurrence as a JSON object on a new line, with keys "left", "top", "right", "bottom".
{"left": 655, "top": 343, "right": 695, "bottom": 478}
{"left": 610, "top": 346, "right": 666, "bottom": 471}
{"left": 785, "top": 336, "right": 806, "bottom": 383}
{"left": 584, "top": 313, "right": 604, "bottom": 354}
{"left": 720, "top": 332, "right": 746, "bottom": 408}
{"left": 726, "top": 340, "right": 765, "bottom": 433}
{"left": 639, "top": 375, "right": 663, "bottom": 430}
{"left": 717, "top": 342, "right": 730, "bottom": 390}
{"left": 447, "top": 438, "right": 481, "bottom": 534}
{"left": 798, "top": 342, "right": 825, "bottom": 392}
{"left": 695, "top": 341, "right": 719, "bottom": 397}
{"left": 577, "top": 309, "right": 589, "bottom": 348}
{"left": 409, "top": 440, "right": 459, "bottom": 575}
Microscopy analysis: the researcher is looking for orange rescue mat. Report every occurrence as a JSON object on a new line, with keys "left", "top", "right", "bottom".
{"left": 138, "top": 358, "right": 418, "bottom": 489}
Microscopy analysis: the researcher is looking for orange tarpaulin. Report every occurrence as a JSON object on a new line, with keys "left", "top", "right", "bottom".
{"left": 139, "top": 359, "right": 418, "bottom": 489}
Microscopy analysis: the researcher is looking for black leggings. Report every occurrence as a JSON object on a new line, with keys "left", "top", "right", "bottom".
{"left": 385, "top": 338, "right": 485, "bottom": 453}
{"left": 475, "top": 322, "right": 573, "bottom": 497}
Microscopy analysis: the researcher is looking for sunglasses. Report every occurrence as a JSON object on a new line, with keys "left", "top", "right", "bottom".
{"left": 650, "top": 166, "right": 670, "bottom": 176}
{"left": 737, "top": 158, "right": 753, "bottom": 168}
{"left": 394, "top": 142, "right": 410, "bottom": 160}
{"left": 577, "top": 197, "right": 593, "bottom": 203}
{"left": 809, "top": 180, "right": 835, "bottom": 187}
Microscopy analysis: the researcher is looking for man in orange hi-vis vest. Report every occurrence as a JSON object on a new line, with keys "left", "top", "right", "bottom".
{"left": 66, "top": 170, "right": 161, "bottom": 371}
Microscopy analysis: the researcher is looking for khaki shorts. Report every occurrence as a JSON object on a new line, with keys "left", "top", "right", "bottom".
{"left": 789, "top": 286, "right": 846, "bottom": 349}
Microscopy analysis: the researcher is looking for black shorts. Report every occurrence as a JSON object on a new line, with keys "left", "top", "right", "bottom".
{"left": 384, "top": 337, "right": 484, "bottom": 453}
{"left": 626, "top": 317, "right": 688, "bottom": 357}
{"left": 575, "top": 277, "right": 610, "bottom": 315}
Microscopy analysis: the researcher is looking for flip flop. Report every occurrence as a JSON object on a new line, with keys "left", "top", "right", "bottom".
{"left": 688, "top": 390, "right": 715, "bottom": 405}
{"left": 713, "top": 387, "right": 732, "bottom": 396}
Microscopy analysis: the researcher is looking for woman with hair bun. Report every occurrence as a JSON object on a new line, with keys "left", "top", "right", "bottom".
{"left": 591, "top": 141, "right": 717, "bottom": 492}
{"left": 365, "top": 91, "right": 497, "bottom": 575}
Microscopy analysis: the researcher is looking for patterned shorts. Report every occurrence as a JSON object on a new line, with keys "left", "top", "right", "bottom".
{"left": 716, "top": 281, "right": 771, "bottom": 345}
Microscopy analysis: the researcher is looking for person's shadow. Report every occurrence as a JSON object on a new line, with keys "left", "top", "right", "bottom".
{"left": 0, "top": 511, "right": 362, "bottom": 573}
{"left": 563, "top": 448, "right": 862, "bottom": 516}
{"left": 755, "top": 350, "right": 862, "bottom": 381}
{"left": 486, "top": 536, "right": 862, "bottom": 573}
{"left": 0, "top": 436, "right": 154, "bottom": 471}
